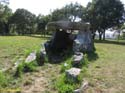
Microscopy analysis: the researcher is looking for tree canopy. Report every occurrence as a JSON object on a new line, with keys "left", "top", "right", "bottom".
{"left": 51, "top": 2, "right": 85, "bottom": 22}
{"left": 0, "top": 0, "right": 125, "bottom": 39}
{"left": 9, "top": 9, "right": 36, "bottom": 35}
{"left": 84, "top": 0, "right": 124, "bottom": 40}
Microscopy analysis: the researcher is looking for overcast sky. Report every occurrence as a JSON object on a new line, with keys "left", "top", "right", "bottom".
{"left": 9, "top": 0, "right": 125, "bottom": 15}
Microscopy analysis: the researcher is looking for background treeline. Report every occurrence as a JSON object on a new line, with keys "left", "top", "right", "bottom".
{"left": 0, "top": 0, "right": 125, "bottom": 40}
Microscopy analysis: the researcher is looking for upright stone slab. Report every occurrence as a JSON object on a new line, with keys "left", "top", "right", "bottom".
{"left": 73, "top": 31, "right": 93, "bottom": 52}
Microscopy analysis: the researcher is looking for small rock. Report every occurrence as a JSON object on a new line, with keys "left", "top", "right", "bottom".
{"left": 74, "top": 89, "right": 81, "bottom": 93}
{"left": 40, "top": 49, "right": 46, "bottom": 56}
{"left": 14, "top": 58, "right": 23, "bottom": 68}
{"left": 80, "top": 81, "right": 89, "bottom": 92}
{"left": 73, "top": 52, "right": 83, "bottom": 62}
{"left": 66, "top": 68, "right": 81, "bottom": 82}
{"left": 25, "top": 52, "right": 36, "bottom": 63}
{"left": 74, "top": 81, "right": 89, "bottom": 93}
{"left": 38, "top": 49, "right": 46, "bottom": 65}
{"left": 72, "top": 52, "right": 83, "bottom": 67}
{"left": 64, "top": 63, "right": 68, "bottom": 67}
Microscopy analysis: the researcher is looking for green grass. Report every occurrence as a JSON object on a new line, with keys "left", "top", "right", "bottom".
{"left": 0, "top": 36, "right": 47, "bottom": 70}
{"left": 84, "top": 40, "right": 125, "bottom": 93}
{"left": 0, "top": 36, "right": 125, "bottom": 93}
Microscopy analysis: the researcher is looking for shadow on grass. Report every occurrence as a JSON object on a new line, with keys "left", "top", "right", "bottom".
{"left": 47, "top": 51, "right": 73, "bottom": 64}
{"left": 27, "top": 35, "right": 51, "bottom": 39}
{"left": 0, "top": 34, "right": 51, "bottom": 39}
{"left": 86, "top": 51, "right": 99, "bottom": 62}
{"left": 94, "top": 39, "right": 125, "bottom": 45}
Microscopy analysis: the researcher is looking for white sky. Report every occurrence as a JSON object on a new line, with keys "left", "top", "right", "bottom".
{"left": 9, "top": 0, "right": 125, "bottom": 15}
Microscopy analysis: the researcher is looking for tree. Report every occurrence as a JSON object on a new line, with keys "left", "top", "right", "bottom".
{"left": 51, "top": 2, "right": 85, "bottom": 22}
{"left": 0, "top": 3, "right": 12, "bottom": 35}
{"left": 36, "top": 14, "right": 51, "bottom": 35}
{"left": 64, "top": 2, "right": 85, "bottom": 22}
{"left": 9, "top": 8, "right": 36, "bottom": 35}
{"left": 84, "top": 0, "right": 124, "bottom": 40}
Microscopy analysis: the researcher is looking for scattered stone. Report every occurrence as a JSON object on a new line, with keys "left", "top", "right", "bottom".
{"left": 80, "top": 81, "right": 89, "bottom": 92}
{"left": 66, "top": 68, "right": 81, "bottom": 82}
{"left": 64, "top": 63, "right": 68, "bottom": 67}
{"left": 74, "top": 89, "right": 81, "bottom": 93}
{"left": 74, "top": 81, "right": 89, "bottom": 93}
{"left": 25, "top": 52, "right": 36, "bottom": 63}
{"left": 14, "top": 58, "right": 23, "bottom": 68}
{"left": 38, "top": 49, "right": 46, "bottom": 65}
{"left": 40, "top": 49, "right": 46, "bottom": 56}
{"left": 72, "top": 52, "right": 83, "bottom": 67}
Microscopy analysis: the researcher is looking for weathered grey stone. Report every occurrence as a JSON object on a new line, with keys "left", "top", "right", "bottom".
{"left": 73, "top": 52, "right": 83, "bottom": 62}
{"left": 66, "top": 68, "right": 81, "bottom": 82}
{"left": 41, "top": 49, "right": 46, "bottom": 56}
{"left": 14, "top": 58, "right": 23, "bottom": 68}
{"left": 72, "top": 52, "right": 83, "bottom": 67}
{"left": 73, "top": 31, "right": 93, "bottom": 52}
{"left": 74, "top": 81, "right": 89, "bottom": 93}
{"left": 25, "top": 52, "right": 36, "bottom": 63}
{"left": 74, "top": 89, "right": 81, "bottom": 93}
{"left": 38, "top": 49, "right": 46, "bottom": 65}
{"left": 80, "top": 81, "right": 89, "bottom": 92}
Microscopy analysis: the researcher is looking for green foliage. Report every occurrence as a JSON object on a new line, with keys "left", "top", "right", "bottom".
{"left": 55, "top": 53, "right": 90, "bottom": 93}
{"left": 36, "top": 51, "right": 41, "bottom": 65}
{"left": 0, "top": 72, "right": 8, "bottom": 87}
{"left": 36, "top": 49, "right": 48, "bottom": 66}
{"left": 9, "top": 8, "right": 36, "bottom": 35}
{"left": 0, "top": 3, "right": 12, "bottom": 35}
{"left": 60, "top": 57, "right": 72, "bottom": 73}
{"left": 24, "top": 49, "right": 34, "bottom": 57}
{"left": 51, "top": 2, "right": 85, "bottom": 22}
{"left": 36, "top": 14, "right": 51, "bottom": 34}
{"left": 84, "top": 0, "right": 124, "bottom": 40}
{"left": 54, "top": 74, "right": 75, "bottom": 93}
{"left": 15, "top": 62, "right": 37, "bottom": 77}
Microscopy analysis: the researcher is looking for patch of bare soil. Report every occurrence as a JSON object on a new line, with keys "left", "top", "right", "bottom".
{"left": 21, "top": 64, "right": 60, "bottom": 93}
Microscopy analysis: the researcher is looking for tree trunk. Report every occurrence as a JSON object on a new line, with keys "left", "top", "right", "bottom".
{"left": 4, "top": 22, "right": 9, "bottom": 35}
{"left": 99, "top": 31, "right": 102, "bottom": 40}
{"left": 99, "top": 33, "right": 101, "bottom": 40}
{"left": 103, "top": 29, "right": 105, "bottom": 40}
{"left": 92, "top": 34, "right": 95, "bottom": 40}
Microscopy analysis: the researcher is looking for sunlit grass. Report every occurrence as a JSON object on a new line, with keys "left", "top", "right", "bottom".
{"left": 0, "top": 36, "right": 47, "bottom": 69}
{"left": 0, "top": 36, "right": 125, "bottom": 93}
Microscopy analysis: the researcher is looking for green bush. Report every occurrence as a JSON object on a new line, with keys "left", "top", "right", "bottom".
{"left": 24, "top": 49, "right": 33, "bottom": 57}
{"left": 15, "top": 62, "right": 37, "bottom": 77}
{"left": 60, "top": 63, "right": 71, "bottom": 73}
{"left": 54, "top": 74, "right": 74, "bottom": 93}
{"left": 36, "top": 49, "right": 48, "bottom": 66}
{"left": 60, "top": 57, "right": 72, "bottom": 73}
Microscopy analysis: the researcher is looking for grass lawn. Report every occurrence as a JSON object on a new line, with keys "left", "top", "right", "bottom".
{"left": 0, "top": 35, "right": 47, "bottom": 70}
{"left": 84, "top": 40, "right": 125, "bottom": 93}
{"left": 0, "top": 36, "right": 125, "bottom": 93}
